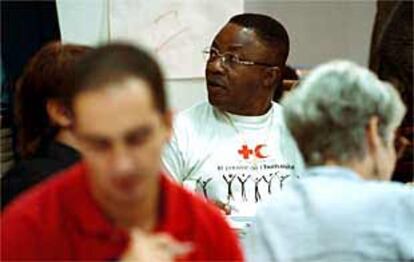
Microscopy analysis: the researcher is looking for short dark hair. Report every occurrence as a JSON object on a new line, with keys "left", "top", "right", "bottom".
{"left": 66, "top": 43, "right": 167, "bottom": 114}
{"left": 15, "top": 41, "right": 92, "bottom": 157}
{"left": 229, "top": 13, "right": 290, "bottom": 66}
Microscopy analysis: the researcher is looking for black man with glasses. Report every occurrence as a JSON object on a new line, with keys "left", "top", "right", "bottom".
{"left": 162, "top": 13, "right": 304, "bottom": 237}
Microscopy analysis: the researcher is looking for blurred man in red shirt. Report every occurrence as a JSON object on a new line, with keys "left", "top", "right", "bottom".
{"left": 1, "top": 43, "right": 243, "bottom": 261}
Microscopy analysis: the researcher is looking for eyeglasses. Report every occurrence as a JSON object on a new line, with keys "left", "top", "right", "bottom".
{"left": 202, "top": 47, "right": 277, "bottom": 68}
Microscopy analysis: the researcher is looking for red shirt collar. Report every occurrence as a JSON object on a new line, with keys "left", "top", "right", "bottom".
{"left": 65, "top": 163, "right": 191, "bottom": 240}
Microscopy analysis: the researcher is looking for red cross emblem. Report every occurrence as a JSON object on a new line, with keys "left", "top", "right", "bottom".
{"left": 238, "top": 145, "right": 253, "bottom": 159}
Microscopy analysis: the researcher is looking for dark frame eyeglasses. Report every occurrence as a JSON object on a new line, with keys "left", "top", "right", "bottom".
{"left": 202, "top": 47, "right": 278, "bottom": 68}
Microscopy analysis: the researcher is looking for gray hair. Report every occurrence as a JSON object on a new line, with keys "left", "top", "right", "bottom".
{"left": 281, "top": 60, "right": 406, "bottom": 166}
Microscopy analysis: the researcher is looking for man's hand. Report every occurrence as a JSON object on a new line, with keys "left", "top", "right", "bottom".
{"left": 213, "top": 200, "right": 234, "bottom": 215}
{"left": 121, "top": 229, "right": 193, "bottom": 262}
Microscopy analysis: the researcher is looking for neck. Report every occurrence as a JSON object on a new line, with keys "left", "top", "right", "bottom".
{"left": 91, "top": 176, "right": 160, "bottom": 231}
{"left": 324, "top": 157, "right": 375, "bottom": 180}
{"left": 226, "top": 100, "right": 272, "bottom": 116}
{"left": 55, "top": 128, "right": 81, "bottom": 151}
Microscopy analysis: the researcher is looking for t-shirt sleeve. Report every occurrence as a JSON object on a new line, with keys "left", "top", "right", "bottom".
{"left": 162, "top": 116, "right": 187, "bottom": 182}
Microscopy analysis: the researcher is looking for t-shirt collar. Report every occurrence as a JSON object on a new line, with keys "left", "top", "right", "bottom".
{"left": 217, "top": 102, "right": 275, "bottom": 125}
{"left": 68, "top": 163, "right": 126, "bottom": 239}
{"left": 70, "top": 166, "right": 189, "bottom": 239}
{"left": 305, "top": 165, "right": 362, "bottom": 181}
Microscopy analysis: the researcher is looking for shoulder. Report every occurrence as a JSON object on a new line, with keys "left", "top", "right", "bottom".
{"left": 1, "top": 159, "right": 69, "bottom": 207}
{"left": 174, "top": 101, "right": 214, "bottom": 126}
{"left": 179, "top": 101, "right": 212, "bottom": 116}
{"left": 2, "top": 150, "right": 79, "bottom": 187}
{"left": 3, "top": 157, "right": 61, "bottom": 179}
{"left": 1, "top": 163, "right": 87, "bottom": 260}
{"left": 170, "top": 101, "right": 218, "bottom": 143}
{"left": 270, "top": 177, "right": 414, "bottom": 222}
{"left": 363, "top": 181, "right": 414, "bottom": 213}
{"left": 2, "top": 162, "right": 85, "bottom": 221}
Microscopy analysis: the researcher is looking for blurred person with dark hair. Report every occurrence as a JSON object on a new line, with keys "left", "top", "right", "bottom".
{"left": 162, "top": 13, "right": 303, "bottom": 236}
{"left": 244, "top": 60, "right": 413, "bottom": 262}
{"left": 1, "top": 41, "right": 92, "bottom": 209}
{"left": 1, "top": 43, "right": 243, "bottom": 261}
{"left": 369, "top": 0, "right": 413, "bottom": 183}
{"left": 273, "top": 64, "right": 300, "bottom": 101}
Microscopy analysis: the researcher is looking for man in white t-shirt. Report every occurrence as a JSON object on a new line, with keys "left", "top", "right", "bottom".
{"left": 162, "top": 13, "right": 303, "bottom": 234}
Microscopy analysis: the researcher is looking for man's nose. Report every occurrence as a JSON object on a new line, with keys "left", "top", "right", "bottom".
{"left": 112, "top": 145, "right": 135, "bottom": 176}
{"left": 207, "top": 56, "right": 226, "bottom": 73}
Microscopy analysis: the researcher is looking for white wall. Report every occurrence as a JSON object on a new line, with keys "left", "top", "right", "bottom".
{"left": 166, "top": 78, "right": 207, "bottom": 112}
{"left": 57, "top": 0, "right": 377, "bottom": 112}
{"left": 245, "top": 0, "right": 376, "bottom": 68}
{"left": 56, "top": 0, "right": 109, "bottom": 46}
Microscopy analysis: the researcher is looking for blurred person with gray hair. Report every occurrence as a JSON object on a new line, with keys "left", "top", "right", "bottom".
{"left": 243, "top": 60, "right": 414, "bottom": 262}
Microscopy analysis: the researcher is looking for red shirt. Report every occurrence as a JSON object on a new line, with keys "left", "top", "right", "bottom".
{"left": 1, "top": 162, "right": 243, "bottom": 261}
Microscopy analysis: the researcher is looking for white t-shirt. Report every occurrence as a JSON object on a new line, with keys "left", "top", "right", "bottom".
{"left": 162, "top": 101, "right": 304, "bottom": 234}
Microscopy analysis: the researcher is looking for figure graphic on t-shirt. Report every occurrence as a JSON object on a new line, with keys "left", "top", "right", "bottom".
{"left": 196, "top": 177, "right": 213, "bottom": 198}
{"left": 237, "top": 174, "right": 251, "bottom": 201}
{"left": 222, "top": 174, "right": 237, "bottom": 201}
{"left": 263, "top": 172, "right": 277, "bottom": 194}
{"left": 254, "top": 177, "right": 263, "bottom": 202}
{"left": 277, "top": 173, "right": 290, "bottom": 190}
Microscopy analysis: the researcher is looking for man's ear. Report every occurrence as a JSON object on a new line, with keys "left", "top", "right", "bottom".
{"left": 263, "top": 66, "right": 281, "bottom": 89}
{"left": 366, "top": 116, "right": 381, "bottom": 153}
{"left": 46, "top": 99, "right": 73, "bottom": 128}
{"left": 162, "top": 110, "right": 174, "bottom": 140}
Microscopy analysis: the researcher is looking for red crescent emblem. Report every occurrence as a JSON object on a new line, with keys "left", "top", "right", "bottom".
{"left": 255, "top": 144, "right": 268, "bottom": 158}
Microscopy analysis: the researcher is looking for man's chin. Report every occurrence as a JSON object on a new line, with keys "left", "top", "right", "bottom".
{"left": 208, "top": 93, "right": 227, "bottom": 108}
{"left": 110, "top": 177, "right": 148, "bottom": 202}
{"left": 113, "top": 186, "right": 146, "bottom": 204}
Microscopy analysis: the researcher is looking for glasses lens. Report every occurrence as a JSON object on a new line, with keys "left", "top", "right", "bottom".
{"left": 222, "top": 53, "right": 239, "bottom": 67}
{"left": 202, "top": 49, "right": 211, "bottom": 61}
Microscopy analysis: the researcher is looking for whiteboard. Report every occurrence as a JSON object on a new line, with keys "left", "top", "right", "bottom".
{"left": 56, "top": 0, "right": 110, "bottom": 46}
{"left": 109, "top": 0, "right": 243, "bottom": 79}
